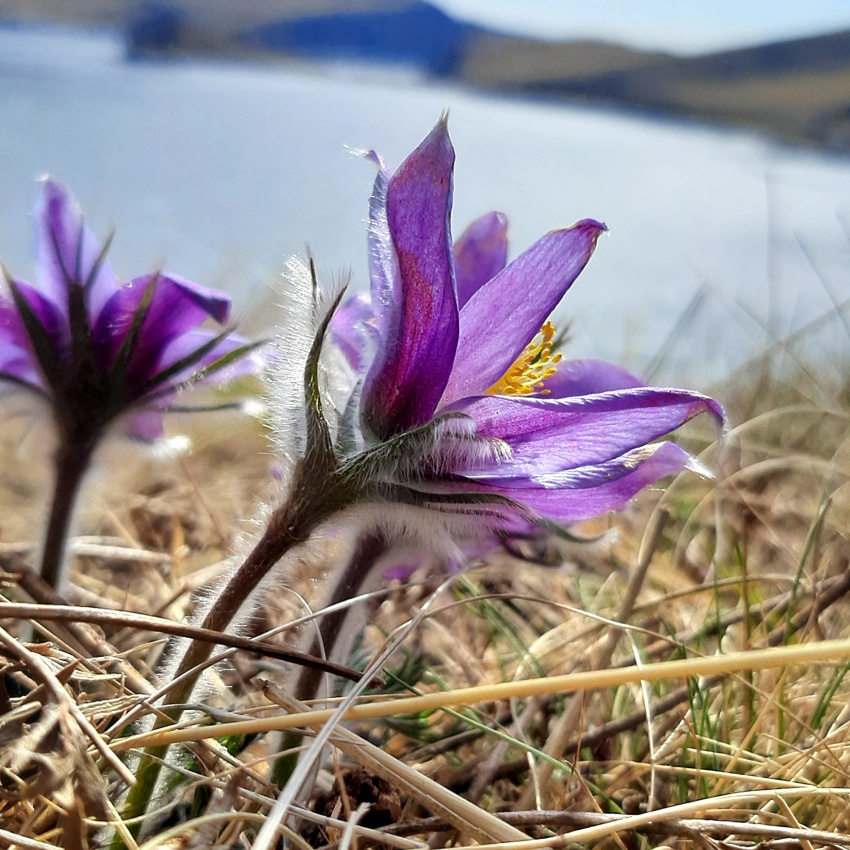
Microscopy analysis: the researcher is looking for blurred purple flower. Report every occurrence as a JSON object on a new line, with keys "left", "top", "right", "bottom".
{"left": 0, "top": 178, "right": 259, "bottom": 589}
{"left": 0, "top": 178, "right": 256, "bottom": 442}
{"left": 332, "top": 118, "right": 722, "bottom": 537}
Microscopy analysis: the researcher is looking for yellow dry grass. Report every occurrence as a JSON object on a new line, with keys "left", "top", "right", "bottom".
{"left": 1, "top": 341, "right": 850, "bottom": 849}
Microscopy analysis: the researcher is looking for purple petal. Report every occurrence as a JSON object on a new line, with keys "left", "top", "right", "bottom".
{"left": 453, "top": 212, "right": 508, "bottom": 308}
{"left": 35, "top": 178, "right": 119, "bottom": 320}
{"left": 364, "top": 151, "right": 396, "bottom": 344}
{"left": 442, "top": 220, "right": 605, "bottom": 405}
{"left": 0, "top": 295, "right": 44, "bottom": 388}
{"left": 329, "top": 292, "right": 378, "bottom": 373}
{"left": 484, "top": 442, "right": 694, "bottom": 524}
{"left": 122, "top": 410, "right": 165, "bottom": 442}
{"left": 362, "top": 118, "right": 459, "bottom": 438}
{"left": 93, "top": 272, "right": 232, "bottom": 379}
{"left": 543, "top": 359, "right": 645, "bottom": 398}
{"left": 451, "top": 388, "right": 723, "bottom": 479}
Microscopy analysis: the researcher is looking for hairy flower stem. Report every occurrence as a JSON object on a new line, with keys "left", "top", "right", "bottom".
{"left": 39, "top": 434, "right": 99, "bottom": 591}
{"left": 118, "top": 459, "right": 347, "bottom": 843}
{"left": 273, "top": 531, "right": 387, "bottom": 789}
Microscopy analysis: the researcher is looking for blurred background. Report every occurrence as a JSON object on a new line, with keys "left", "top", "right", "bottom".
{"left": 2, "top": 0, "right": 850, "bottom": 385}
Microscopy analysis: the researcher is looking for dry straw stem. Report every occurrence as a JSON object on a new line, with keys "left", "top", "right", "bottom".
{"left": 0, "top": 624, "right": 135, "bottom": 787}
{"left": 334, "top": 810, "right": 850, "bottom": 849}
{"left": 118, "top": 636, "right": 850, "bottom": 751}
{"left": 0, "top": 827, "right": 63, "bottom": 849}
{"left": 445, "top": 787, "right": 850, "bottom": 850}
{"left": 327, "top": 725, "right": 528, "bottom": 844}
{"left": 134, "top": 812, "right": 308, "bottom": 850}
{"left": 0, "top": 602, "right": 365, "bottom": 682}
{"left": 517, "top": 504, "right": 668, "bottom": 809}
{"left": 6, "top": 563, "right": 155, "bottom": 696}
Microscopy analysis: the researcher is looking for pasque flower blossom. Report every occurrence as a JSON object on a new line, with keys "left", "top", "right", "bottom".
{"left": 122, "top": 121, "right": 723, "bottom": 829}
{"left": 0, "top": 178, "right": 258, "bottom": 589}
{"left": 332, "top": 117, "right": 723, "bottom": 538}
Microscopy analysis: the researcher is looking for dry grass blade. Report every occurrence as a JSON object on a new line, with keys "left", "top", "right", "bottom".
{"left": 0, "top": 625, "right": 135, "bottom": 787}
{"left": 250, "top": 570, "right": 495, "bottom": 850}
{"left": 117, "top": 637, "right": 850, "bottom": 751}
{"left": 0, "top": 602, "right": 367, "bottom": 683}
{"left": 3, "top": 327, "right": 850, "bottom": 847}
{"left": 518, "top": 507, "right": 669, "bottom": 808}
{"left": 325, "top": 810, "right": 850, "bottom": 850}
{"left": 447, "top": 788, "right": 850, "bottom": 850}
{"left": 0, "top": 827, "right": 63, "bottom": 849}
{"left": 313, "top": 712, "right": 528, "bottom": 844}
{"left": 134, "top": 812, "right": 310, "bottom": 850}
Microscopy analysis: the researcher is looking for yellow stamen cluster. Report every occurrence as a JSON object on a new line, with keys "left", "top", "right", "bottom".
{"left": 486, "top": 321, "right": 561, "bottom": 396}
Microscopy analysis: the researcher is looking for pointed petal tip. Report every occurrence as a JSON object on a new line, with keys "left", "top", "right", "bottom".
{"left": 546, "top": 219, "right": 608, "bottom": 248}
{"left": 420, "top": 115, "right": 455, "bottom": 162}
{"left": 707, "top": 397, "right": 725, "bottom": 426}
{"left": 36, "top": 175, "right": 65, "bottom": 206}
{"left": 482, "top": 210, "right": 508, "bottom": 231}
{"left": 36, "top": 176, "right": 76, "bottom": 212}
{"left": 37, "top": 173, "right": 61, "bottom": 191}
{"left": 162, "top": 272, "right": 233, "bottom": 325}
{"left": 575, "top": 218, "right": 608, "bottom": 237}
{"left": 685, "top": 393, "right": 725, "bottom": 428}
{"left": 358, "top": 148, "right": 386, "bottom": 171}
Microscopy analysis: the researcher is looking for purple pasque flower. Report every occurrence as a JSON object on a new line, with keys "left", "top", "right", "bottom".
{"left": 333, "top": 118, "right": 722, "bottom": 535}
{"left": 0, "top": 178, "right": 260, "bottom": 591}
{"left": 0, "top": 178, "right": 255, "bottom": 443}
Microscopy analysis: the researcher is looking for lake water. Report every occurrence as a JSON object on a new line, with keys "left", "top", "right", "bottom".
{"left": 1, "top": 24, "right": 849, "bottom": 384}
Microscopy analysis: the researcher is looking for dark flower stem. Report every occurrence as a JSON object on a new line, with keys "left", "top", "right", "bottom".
{"left": 272, "top": 531, "right": 387, "bottom": 789}
{"left": 118, "top": 460, "right": 346, "bottom": 842}
{"left": 39, "top": 434, "right": 99, "bottom": 591}
{"left": 295, "top": 531, "right": 387, "bottom": 702}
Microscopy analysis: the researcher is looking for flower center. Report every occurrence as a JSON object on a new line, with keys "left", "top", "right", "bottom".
{"left": 486, "top": 321, "right": 562, "bottom": 396}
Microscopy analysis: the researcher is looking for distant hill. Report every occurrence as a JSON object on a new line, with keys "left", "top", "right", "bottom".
{"left": 461, "top": 33, "right": 672, "bottom": 87}
{"left": 244, "top": 1, "right": 487, "bottom": 75}
{"left": 2, "top": 0, "right": 849, "bottom": 150}
{"left": 469, "top": 28, "right": 850, "bottom": 150}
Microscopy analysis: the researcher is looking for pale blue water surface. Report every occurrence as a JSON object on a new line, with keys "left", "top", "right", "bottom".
{"left": 1, "top": 25, "right": 849, "bottom": 383}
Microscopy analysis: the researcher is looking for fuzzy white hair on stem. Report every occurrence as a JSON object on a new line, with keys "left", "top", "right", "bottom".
{"left": 266, "top": 257, "right": 318, "bottom": 469}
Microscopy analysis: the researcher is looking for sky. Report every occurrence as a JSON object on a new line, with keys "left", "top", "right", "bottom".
{"left": 433, "top": 0, "right": 850, "bottom": 54}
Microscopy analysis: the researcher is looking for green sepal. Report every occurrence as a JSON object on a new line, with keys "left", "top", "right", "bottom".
{"left": 303, "top": 285, "right": 347, "bottom": 476}
{"left": 333, "top": 374, "right": 365, "bottom": 456}
{"left": 364, "top": 479, "right": 526, "bottom": 519}
{"left": 83, "top": 230, "right": 115, "bottom": 295}
{"left": 46, "top": 218, "right": 75, "bottom": 290}
{"left": 338, "top": 411, "right": 480, "bottom": 490}
{"left": 107, "top": 273, "right": 157, "bottom": 387}
{"left": 135, "top": 326, "right": 231, "bottom": 396}
{"left": 142, "top": 339, "right": 265, "bottom": 403}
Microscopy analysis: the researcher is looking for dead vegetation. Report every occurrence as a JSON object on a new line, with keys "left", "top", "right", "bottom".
{"left": 1, "top": 340, "right": 850, "bottom": 850}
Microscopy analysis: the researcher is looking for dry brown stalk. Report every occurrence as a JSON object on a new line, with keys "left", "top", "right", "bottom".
{"left": 317, "top": 809, "right": 850, "bottom": 850}
{"left": 0, "top": 601, "right": 369, "bottom": 684}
